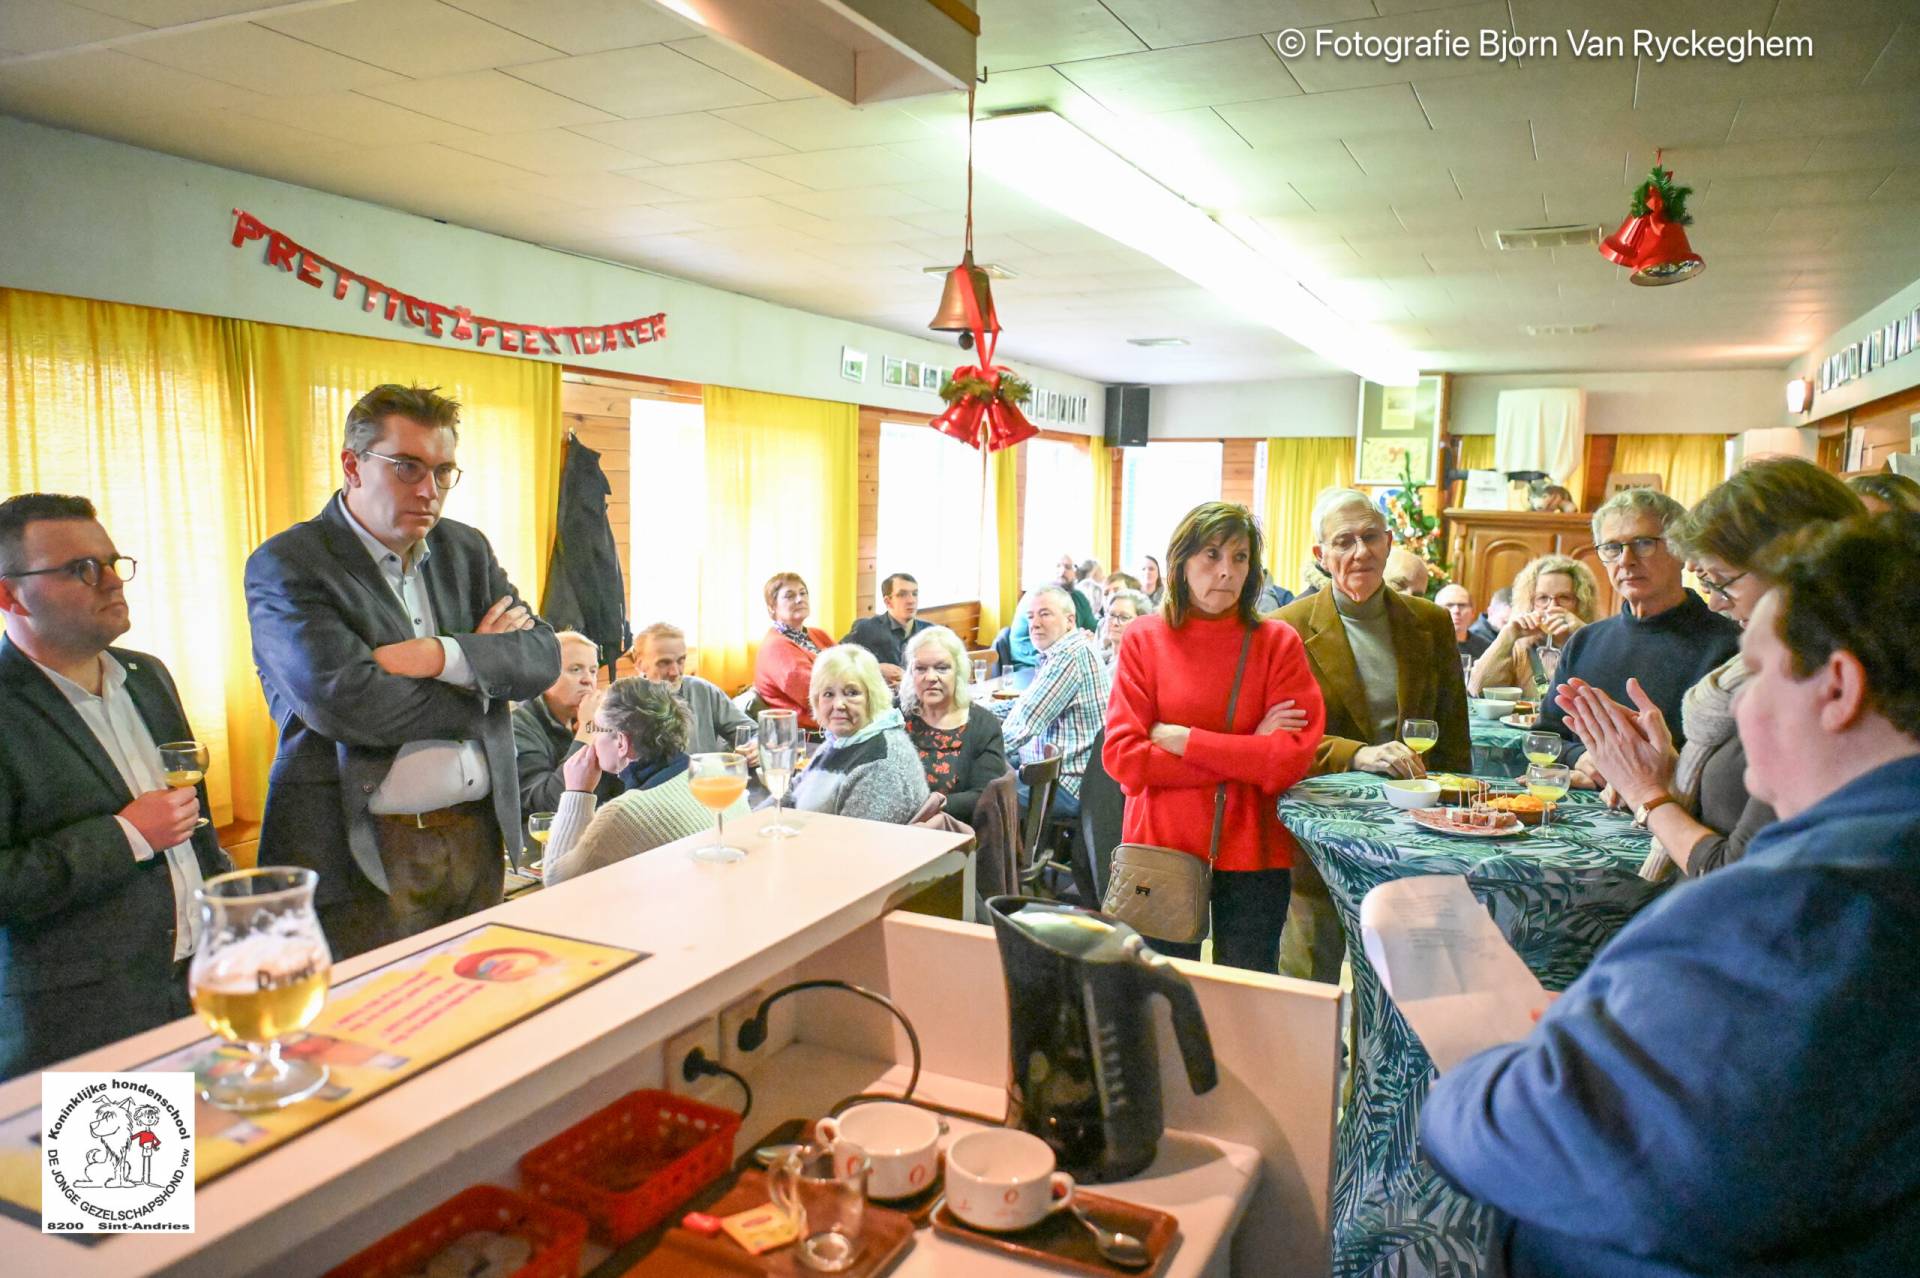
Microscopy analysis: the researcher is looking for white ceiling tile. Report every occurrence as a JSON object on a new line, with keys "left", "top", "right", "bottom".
{"left": 1636, "top": 24, "right": 1893, "bottom": 112}
{"left": 522, "top": 169, "right": 686, "bottom": 207}
{"left": 1412, "top": 60, "right": 1634, "bottom": 131}
{"left": 1290, "top": 174, "right": 1461, "bottom": 214}
{"left": 1698, "top": 169, "right": 1892, "bottom": 210}
{"left": 634, "top": 159, "right": 817, "bottom": 199}
{"left": 437, "top": 0, "right": 698, "bottom": 55}
{"left": 122, "top": 22, "right": 402, "bottom": 96}
{"left": 0, "top": 47, "right": 264, "bottom": 119}
{"left": 1862, "top": 21, "right": 1919, "bottom": 88}
{"left": 1804, "top": 134, "right": 1920, "bottom": 173}
{"left": 363, "top": 69, "right": 616, "bottom": 130}
{"left": 745, "top": 144, "right": 948, "bottom": 191}
{"left": 1620, "top": 140, "right": 1817, "bottom": 181}
{"left": 770, "top": 186, "right": 941, "bottom": 220}
{"left": 564, "top": 205, "right": 716, "bottom": 238}
{"left": 668, "top": 197, "right": 838, "bottom": 233}
{"left": 323, "top": 142, "right": 541, "bottom": 190}
{"left": 571, "top": 111, "right": 796, "bottom": 165}
{"left": 663, "top": 36, "right": 820, "bottom": 101}
{"left": 59, "top": 0, "right": 302, "bottom": 18}
{"left": 0, "top": 0, "right": 145, "bottom": 53}
{"left": 1507, "top": 0, "right": 1774, "bottom": 38}
{"left": 440, "top": 127, "right": 648, "bottom": 175}
{"left": 1344, "top": 121, "right": 1534, "bottom": 181}
{"left": 1055, "top": 36, "right": 1299, "bottom": 115}
{"left": 975, "top": 0, "right": 1145, "bottom": 67}
{"left": 1215, "top": 83, "right": 1431, "bottom": 143}
{"left": 257, "top": 0, "right": 561, "bottom": 77}
{"left": 243, "top": 92, "right": 486, "bottom": 148}
{"left": 1285, "top": 2, "right": 1512, "bottom": 94}
{"left": 711, "top": 98, "right": 939, "bottom": 150}
{"left": 507, "top": 44, "right": 770, "bottom": 118}
{"left": 1728, "top": 90, "right": 1920, "bottom": 140}
{"left": 1098, "top": 0, "right": 1376, "bottom": 49}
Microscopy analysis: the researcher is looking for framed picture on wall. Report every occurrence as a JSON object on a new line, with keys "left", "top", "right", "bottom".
{"left": 883, "top": 356, "right": 905, "bottom": 387}
{"left": 841, "top": 347, "right": 868, "bottom": 382}
{"left": 1354, "top": 374, "right": 1442, "bottom": 486}
{"left": 906, "top": 361, "right": 923, "bottom": 388}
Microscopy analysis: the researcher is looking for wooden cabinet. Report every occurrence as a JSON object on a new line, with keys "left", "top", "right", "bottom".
{"left": 1444, "top": 509, "right": 1616, "bottom": 617}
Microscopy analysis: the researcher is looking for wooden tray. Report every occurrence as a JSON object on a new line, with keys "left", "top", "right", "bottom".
{"left": 931, "top": 1189, "right": 1178, "bottom": 1277}
{"left": 612, "top": 1171, "right": 914, "bottom": 1278}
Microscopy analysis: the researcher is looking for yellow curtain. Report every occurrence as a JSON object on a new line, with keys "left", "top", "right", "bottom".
{"left": 977, "top": 445, "right": 1020, "bottom": 641}
{"left": 1, "top": 287, "right": 562, "bottom": 833}
{"left": 1611, "top": 434, "right": 1729, "bottom": 509}
{"left": 1088, "top": 438, "right": 1113, "bottom": 569}
{"left": 1262, "top": 437, "right": 1355, "bottom": 595}
{"left": 1457, "top": 435, "right": 1495, "bottom": 471}
{"left": 697, "top": 386, "right": 857, "bottom": 693}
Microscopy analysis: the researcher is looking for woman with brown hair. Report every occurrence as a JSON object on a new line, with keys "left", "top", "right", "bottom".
{"left": 752, "top": 571, "right": 833, "bottom": 728}
{"left": 1103, "top": 502, "right": 1325, "bottom": 971}
{"left": 1558, "top": 458, "right": 1864, "bottom": 877}
{"left": 1468, "top": 554, "right": 1601, "bottom": 696}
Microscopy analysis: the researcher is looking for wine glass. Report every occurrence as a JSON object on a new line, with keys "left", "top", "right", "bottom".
{"left": 1536, "top": 644, "right": 1563, "bottom": 686}
{"left": 689, "top": 752, "right": 750, "bottom": 863}
{"left": 189, "top": 867, "right": 333, "bottom": 1112}
{"left": 1402, "top": 719, "right": 1439, "bottom": 765}
{"left": 731, "top": 722, "right": 759, "bottom": 753}
{"left": 1527, "top": 763, "right": 1571, "bottom": 827}
{"left": 1523, "top": 733, "right": 1562, "bottom": 766}
{"left": 158, "top": 740, "right": 212, "bottom": 830}
{"left": 527, "top": 811, "right": 554, "bottom": 874}
{"left": 758, "top": 709, "right": 801, "bottom": 838}
{"left": 971, "top": 659, "right": 990, "bottom": 688}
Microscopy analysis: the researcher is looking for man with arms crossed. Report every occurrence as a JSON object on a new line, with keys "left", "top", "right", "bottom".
{"left": 247, "top": 385, "right": 558, "bottom": 958}
{"left": 0, "top": 494, "right": 229, "bottom": 1079}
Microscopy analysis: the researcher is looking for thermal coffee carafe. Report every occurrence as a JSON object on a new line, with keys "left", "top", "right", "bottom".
{"left": 986, "top": 895, "right": 1218, "bottom": 1182}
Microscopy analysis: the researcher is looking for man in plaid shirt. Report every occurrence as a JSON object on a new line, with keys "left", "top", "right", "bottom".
{"left": 991, "top": 585, "right": 1111, "bottom": 820}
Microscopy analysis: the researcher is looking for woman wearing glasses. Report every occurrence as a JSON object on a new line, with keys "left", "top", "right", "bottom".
{"left": 1466, "top": 554, "right": 1601, "bottom": 697}
{"left": 1556, "top": 460, "right": 1864, "bottom": 878}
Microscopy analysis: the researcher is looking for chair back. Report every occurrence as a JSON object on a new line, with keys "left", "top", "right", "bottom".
{"left": 1076, "top": 727, "right": 1125, "bottom": 904}
{"left": 1016, "top": 744, "right": 1063, "bottom": 879}
{"left": 969, "top": 770, "right": 1021, "bottom": 903}
{"left": 731, "top": 686, "right": 767, "bottom": 720}
{"left": 993, "top": 626, "right": 1016, "bottom": 671}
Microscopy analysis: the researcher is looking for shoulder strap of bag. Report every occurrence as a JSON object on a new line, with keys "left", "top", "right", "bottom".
{"left": 1207, "top": 625, "right": 1257, "bottom": 867}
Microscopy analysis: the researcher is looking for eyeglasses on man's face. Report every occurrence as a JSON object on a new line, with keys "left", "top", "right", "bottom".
{"left": 1325, "top": 528, "right": 1389, "bottom": 555}
{"left": 360, "top": 450, "right": 463, "bottom": 491}
{"left": 1595, "top": 536, "right": 1667, "bottom": 562}
{"left": 0, "top": 555, "right": 138, "bottom": 588}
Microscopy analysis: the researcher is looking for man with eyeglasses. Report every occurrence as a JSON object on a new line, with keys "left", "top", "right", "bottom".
{"left": 1533, "top": 487, "right": 1739, "bottom": 788}
{"left": 245, "top": 383, "right": 560, "bottom": 959}
{"left": 0, "top": 493, "right": 232, "bottom": 1081}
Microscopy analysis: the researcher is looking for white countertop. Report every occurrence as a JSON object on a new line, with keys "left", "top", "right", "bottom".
{"left": 0, "top": 812, "right": 970, "bottom": 1278}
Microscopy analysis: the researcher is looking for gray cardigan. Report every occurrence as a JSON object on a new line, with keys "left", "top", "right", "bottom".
{"left": 1683, "top": 732, "right": 1775, "bottom": 877}
{"left": 787, "top": 725, "right": 929, "bottom": 824}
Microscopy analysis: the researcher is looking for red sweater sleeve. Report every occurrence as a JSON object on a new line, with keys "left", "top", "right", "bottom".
{"left": 1102, "top": 627, "right": 1218, "bottom": 793}
{"left": 754, "top": 630, "right": 824, "bottom": 729}
{"left": 1184, "top": 627, "right": 1326, "bottom": 795}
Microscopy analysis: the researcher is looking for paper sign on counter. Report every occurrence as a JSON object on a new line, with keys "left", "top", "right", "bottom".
{"left": 1359, "top": 875, "right": 1551, "bottom": 1073}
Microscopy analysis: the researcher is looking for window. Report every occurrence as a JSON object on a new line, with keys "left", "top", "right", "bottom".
{"left": 1020, "top": 437, "right": 1093, "bottom": 588}
{"left": 876, "top": 421, "right": 985, "bottom": 606}
{"left": 1120, "top": 442, "right": 1222, "bottom": 568}
{"left": 629, "top": 397, "right": 706, "bottom": 639}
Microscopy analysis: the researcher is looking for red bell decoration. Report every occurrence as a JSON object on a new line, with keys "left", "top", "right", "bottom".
{"left": 1600, "top": 154, "right": 1704, "bottom": 286}
{"left": 926, "top": 82, "right": 1035, "bottom": 453}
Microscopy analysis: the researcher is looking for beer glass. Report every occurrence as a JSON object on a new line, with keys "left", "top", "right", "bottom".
{"left": 189, "top": 868, "right": 333, "bottom": 1112}
{"left": 158, "top": 739, "right": 212, "bottom": 830}
{"left": 758, "top": 709, "right": 801, "bottom": 838}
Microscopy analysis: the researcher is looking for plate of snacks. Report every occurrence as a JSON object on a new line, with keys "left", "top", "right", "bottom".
{"left": 1501, "top": 712, "right": 1540, "bottom": 730}
{"left": 1426, "top": 773, "right": 1487, "bottom": 804}
{"left": 1409, "top": 806, "right": 1526, "bottom": 838}
{"left": 1483, "top": 793, "right": 1548, "bottom": 825}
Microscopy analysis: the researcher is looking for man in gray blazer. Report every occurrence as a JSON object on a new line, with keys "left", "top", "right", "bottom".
{"left": 246, "top": 385, "right": 559, "bottom": 959}
{"left": 0, "top": 493, "right": 231, "bottom": 1080}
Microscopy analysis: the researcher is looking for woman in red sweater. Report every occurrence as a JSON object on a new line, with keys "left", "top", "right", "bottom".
{"left": 1104, "top": 502, "right": 1326, "bottom": 971}
{"left": 753, "top": 571, "right": 833, "bottom": 729}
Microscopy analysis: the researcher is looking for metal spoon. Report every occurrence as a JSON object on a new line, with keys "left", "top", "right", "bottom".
{"left": 1070, "top": 1202, "right": 1151, "bottom": 1269}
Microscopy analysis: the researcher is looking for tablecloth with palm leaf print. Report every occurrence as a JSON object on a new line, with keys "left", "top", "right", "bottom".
{"left": 1280, "top": 772, "right": 1668, "bottom": 1278}
{"left": 1467, "top": 717, "right": 1531, "bottom": 778}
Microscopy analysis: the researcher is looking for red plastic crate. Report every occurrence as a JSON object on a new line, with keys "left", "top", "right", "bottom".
{"left": 323, "top": 1184, "right": 586, "bottom": 1278}
{"left": 518, "top": 1089, "right": 742, "bottom": 1244}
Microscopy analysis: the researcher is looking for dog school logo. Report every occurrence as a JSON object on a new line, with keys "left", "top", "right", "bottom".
{"left": 40, "top": 1073, "right": 195, "bottom": 1234}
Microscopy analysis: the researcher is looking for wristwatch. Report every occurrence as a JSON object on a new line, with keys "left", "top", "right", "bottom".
{"left": 1633, "top": 793, "right": 1678, "bottom": 828}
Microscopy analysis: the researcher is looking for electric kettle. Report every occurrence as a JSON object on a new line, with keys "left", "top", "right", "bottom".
{"left": 986, "top": 895, "right": 1218, "bottom": 1182}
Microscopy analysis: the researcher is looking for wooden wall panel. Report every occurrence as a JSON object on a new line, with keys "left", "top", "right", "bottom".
{"left": 1222, "top": 439, "right": 1257, "bottom": 508}
{"left": 857, "top": 412, "right": 882, "bottom": 619}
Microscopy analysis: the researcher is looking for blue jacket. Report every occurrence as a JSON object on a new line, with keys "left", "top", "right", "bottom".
{"left": 1420, "top": 753, "right": 1920, "bottom": 1276}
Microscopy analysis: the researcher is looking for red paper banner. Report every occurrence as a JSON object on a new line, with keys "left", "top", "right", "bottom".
{"left": 229, "top": 209, "right": 665, "bottom": 359}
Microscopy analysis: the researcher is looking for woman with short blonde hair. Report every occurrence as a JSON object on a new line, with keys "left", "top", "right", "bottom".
{"left": 1469, "top": 554, "right": 1601, "bottom": 695}
{"left": 784, "top": 645, "right": 929, "bottom": 823}
{"left": 900, "top": 626, "right": 1009, "bottom": 823}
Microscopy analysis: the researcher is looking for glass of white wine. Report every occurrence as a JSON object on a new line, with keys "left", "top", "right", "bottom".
{"left": 758, "top": 709, "right": 801, "bottom": 837}
{"left": 1402, "top": 718, "right": 1439, "bottom": 765}
{"left": 1523, "top": 732, "right": 1562, "bottom": 766}
{"left": 1527, "top": 763, "right": 1571, "bottom": 828}
{"left": 189, "top": 867, "right": 333, "bottom": 1112}
{"left": 158, "top": 739, "right": 211, "bottom": 830}
{"left": 527, "top": 811, "right": 554, "bottom": 875}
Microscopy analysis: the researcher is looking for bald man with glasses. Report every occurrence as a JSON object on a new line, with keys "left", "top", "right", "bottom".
{"left": 246, "top": 384, "right": 559, "bottom": 958}
{"left": 0, "top": 493, "right": 231, "bottom": 1080}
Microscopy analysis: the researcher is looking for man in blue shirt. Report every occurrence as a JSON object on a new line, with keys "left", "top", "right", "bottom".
{"left": 1420, "top": 512, "right": 1920, "bottom": 1276}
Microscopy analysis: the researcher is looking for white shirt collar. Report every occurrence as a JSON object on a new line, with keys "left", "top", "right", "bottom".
{"left": 33, "top": 650, "right": 126, "bottom": 704}
{"left": 337, "top": 491, "right": 430, "bottom": 574}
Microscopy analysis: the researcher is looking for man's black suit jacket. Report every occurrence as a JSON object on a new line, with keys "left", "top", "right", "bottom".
{"left": 245, "top": 495, "right": 559, "bottom": 907}
{"left": 0, "top": 636, "right": 231, "bottom": 1081}
{"left": 840, "top": 613, "right": 931, "bottom": 669}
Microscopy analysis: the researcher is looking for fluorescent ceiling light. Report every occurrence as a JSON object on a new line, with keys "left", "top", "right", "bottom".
{"left": 974, "top": 110, "right": 1421, "bottom": 386}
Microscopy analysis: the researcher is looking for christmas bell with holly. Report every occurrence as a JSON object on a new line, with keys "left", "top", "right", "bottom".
{"left": 1600, "top": 153, "right": 1704, "bottom": 286}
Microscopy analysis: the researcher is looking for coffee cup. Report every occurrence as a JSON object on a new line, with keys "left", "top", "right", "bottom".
{"left": 944, "top": 1129, "right": 1075, "bottom": 1232}
{"left": 814, "top": 1103, "right": 943, "bottom": 1201}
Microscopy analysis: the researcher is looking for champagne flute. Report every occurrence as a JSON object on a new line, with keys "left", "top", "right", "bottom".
{"left": 1523, "top": 733, "right": 1562, "bottom": 766}
{"left": 689, "top": 752, "right": 750, "bottom": 863}
{"left": 1527, "top": 763, "right": 1571, "bottom": 828}
{"left": 527, "top": 811, "right": 554, "bottom": 874}
{"left": 159, "top": 740, "right": 212, "bottom": 830}
{"left": 758, "top": 709, "right": 801, "bottom": 837}
{"left": 190, "top": 867, "right": 333, "bottom": 1112}
{"left": 1460, "top": 653, "right": 1474, "bottom": 681}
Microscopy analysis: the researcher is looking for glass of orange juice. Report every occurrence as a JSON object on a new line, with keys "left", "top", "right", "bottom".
{"left": 688, "top": 752, "right": 750, "bottom": 863}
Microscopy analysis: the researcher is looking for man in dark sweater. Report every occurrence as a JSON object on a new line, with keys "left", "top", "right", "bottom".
{"left": 1536, "top": 489, "right": 1740, "bottom": 785}
{"left": 841, "top": 572, "right": 931, "bottom": 687}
